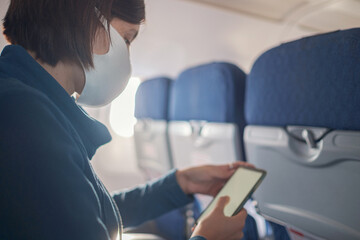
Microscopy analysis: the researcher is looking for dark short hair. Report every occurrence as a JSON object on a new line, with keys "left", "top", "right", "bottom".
{"left": 112, "top": 0, "right": 145, "bottom": 25}
{"left": 3, "top": 0, "right": 114, "bottom": 69}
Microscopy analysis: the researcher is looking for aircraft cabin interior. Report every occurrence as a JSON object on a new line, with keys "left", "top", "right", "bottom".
{"left": 0, "top": 0, "right": 359, "bottom": 240}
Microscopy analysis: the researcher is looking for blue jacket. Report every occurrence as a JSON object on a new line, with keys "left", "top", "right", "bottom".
{"left": 0, "top": 45, "right": 205, "bottom": 240}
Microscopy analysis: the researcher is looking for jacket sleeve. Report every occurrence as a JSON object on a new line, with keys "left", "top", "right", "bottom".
{"left": 0, "top": 92, "right": 114, "bottom": 240}
{"left": 112, "top": 169, "right": 194, "bottom": 228}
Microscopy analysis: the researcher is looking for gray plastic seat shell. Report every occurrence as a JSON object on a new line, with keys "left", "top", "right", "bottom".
{"left": 134, "top": 119, "right": 173, "bottom": 178}
{"left": 168, "top": 121, "right": 241, "bottom": 169}
{"left": 244, "top": 125, "right": 360, "bottom": 240}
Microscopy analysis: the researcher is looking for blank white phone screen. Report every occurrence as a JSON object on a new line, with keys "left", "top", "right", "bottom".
{"left": 199, "top": 168, "right": 263, "bottom": 221}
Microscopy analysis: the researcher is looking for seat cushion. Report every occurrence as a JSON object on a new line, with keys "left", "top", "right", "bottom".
{"left": 245, "top": 28, "right": 360, "bottom": 130}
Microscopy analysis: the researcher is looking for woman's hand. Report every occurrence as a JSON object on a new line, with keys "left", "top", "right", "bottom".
{"left": 176, "top": 162, "right": 254, "bottom": 196}
{"left": 191, "top": 196, "right": 247, "bottom": 240}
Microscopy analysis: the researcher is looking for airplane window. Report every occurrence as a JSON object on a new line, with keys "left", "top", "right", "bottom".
{"left": 109, "top": 77, "right": 141, "bottom": 137}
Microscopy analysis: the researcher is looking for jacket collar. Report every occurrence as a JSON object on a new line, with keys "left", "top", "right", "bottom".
{"left": 0, "top": 45, "right": 112, "bottom": 159}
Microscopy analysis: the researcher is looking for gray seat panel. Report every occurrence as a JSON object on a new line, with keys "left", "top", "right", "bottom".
{"left": 244, "top": 126, "right": 360, "bottom": 240}
{"left": 169, "top": 121, "right": 241, "bottom": 169}
{"left": 134, "top": 120, "right": 172, "bottom": 177}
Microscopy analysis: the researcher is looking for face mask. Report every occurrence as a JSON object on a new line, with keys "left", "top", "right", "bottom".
{"left": 77, "top": 25, "right": 132, "bottom": 107}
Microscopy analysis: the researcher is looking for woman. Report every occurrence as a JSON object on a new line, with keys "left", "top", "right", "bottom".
{"left": 0, "top": 0, "right": 249, "bottom": 239}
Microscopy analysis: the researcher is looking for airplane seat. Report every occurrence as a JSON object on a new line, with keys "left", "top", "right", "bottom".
{"left": 134, "top": 77, "right": 173, "bottom": 179}
{"left": 169, "top": 61, "right": 247, "bottom": 169}
{"left": 134, "top": 77, "right": 200, "bottom": 240}
{"left": 244, "top": 28, "right": 360, "bottom": 240}
{"left": 169, "top": 62, "right": 261, "bottom": 239}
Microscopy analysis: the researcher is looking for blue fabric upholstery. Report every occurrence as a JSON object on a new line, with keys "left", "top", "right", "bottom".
{"left": 245, "top": 28, "right": 360, "bottom": 130}
{"left": 269, "top": 222, "right": 290, "bottom": 240}
{"left": 243, "top": 215, "right": 259, "bottom": 240}
{"left": 169, "top": 62, "right": 247, "bottom": 130}
{"left": 135, "top": 77, "right": 172, "bottom": 120}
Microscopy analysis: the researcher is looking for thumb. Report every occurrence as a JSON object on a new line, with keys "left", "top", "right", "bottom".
{"left": 214, "top": 196, "right": 230, "bottom": 214}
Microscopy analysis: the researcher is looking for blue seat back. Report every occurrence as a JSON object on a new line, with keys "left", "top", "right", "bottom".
{"left": 246, "top": 28, "right": 360, "bottom": 130}
{"left": 135, "top": 77, "right": 172, "bottom": 121}
{"left": 170, "top": 62, "right": 246, "bottom": 128}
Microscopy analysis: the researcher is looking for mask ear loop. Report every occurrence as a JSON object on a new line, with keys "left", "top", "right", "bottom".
{"left": 77, "top": 7, "right": 109, "bottom": 73}
{"left": 94, "top": 7, "right": 112, "bottom": 45}
{"left": 83, "top": 7, "right": 111, "bottom": 72}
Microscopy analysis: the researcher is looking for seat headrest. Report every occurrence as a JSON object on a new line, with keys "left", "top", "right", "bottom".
{"left": 135, "top": 77, "right": 172, "bottom": 120}
{"left": 169, "top": 62, "right": 247, "bottom": 128}
{"left": 245, "top": 28, "right": 360, "bottom": 130}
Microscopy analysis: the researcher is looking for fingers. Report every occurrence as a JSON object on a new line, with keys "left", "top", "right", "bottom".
{"left": 232, "top": 161, "right": 255, "bottom": 169}
{"left": 214, "top": 196, "right": 230, "bottom": 214}
{"left": 234, "top": 232, "right": 244, "bottom": 240}
{"left": 225, "top": 207, "right": 247, "bottom": 240}
{"left": 214, "top": 162, "right": 254, "bottom": 178}
{"left": 220, "top": 161, "right": 256, "bottom": 173}
{"left": 233, "top": 208, "right": 247, "bottom": 225}
{"left": 194, "top": 200, "right": 246, "bottom": 240}
{"left": 207, "top": 162, "right": 257, "bottom": 180}
{"left": 204, "top": 166, "right": 234, "bottom": 182}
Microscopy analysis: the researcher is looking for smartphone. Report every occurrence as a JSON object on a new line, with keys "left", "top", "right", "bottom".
{"left": 196, "top": 166, "right": 266, "bottom": 224}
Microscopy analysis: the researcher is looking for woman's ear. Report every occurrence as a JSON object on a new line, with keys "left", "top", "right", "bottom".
{"left": 92, "top": 26, "right": 110, "bottom": 55}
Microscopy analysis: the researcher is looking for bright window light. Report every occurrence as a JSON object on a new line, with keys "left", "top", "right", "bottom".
{"left": 110, "top": 77, "right": 141, "bottom": 137}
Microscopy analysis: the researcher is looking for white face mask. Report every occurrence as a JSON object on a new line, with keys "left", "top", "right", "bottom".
{"left": 77, "top": 25, "right": 132, "bottom": 107}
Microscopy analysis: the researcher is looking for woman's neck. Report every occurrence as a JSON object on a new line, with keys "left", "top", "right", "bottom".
{"left": 28, "top": 51, "right": 85, "bottom": 96}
